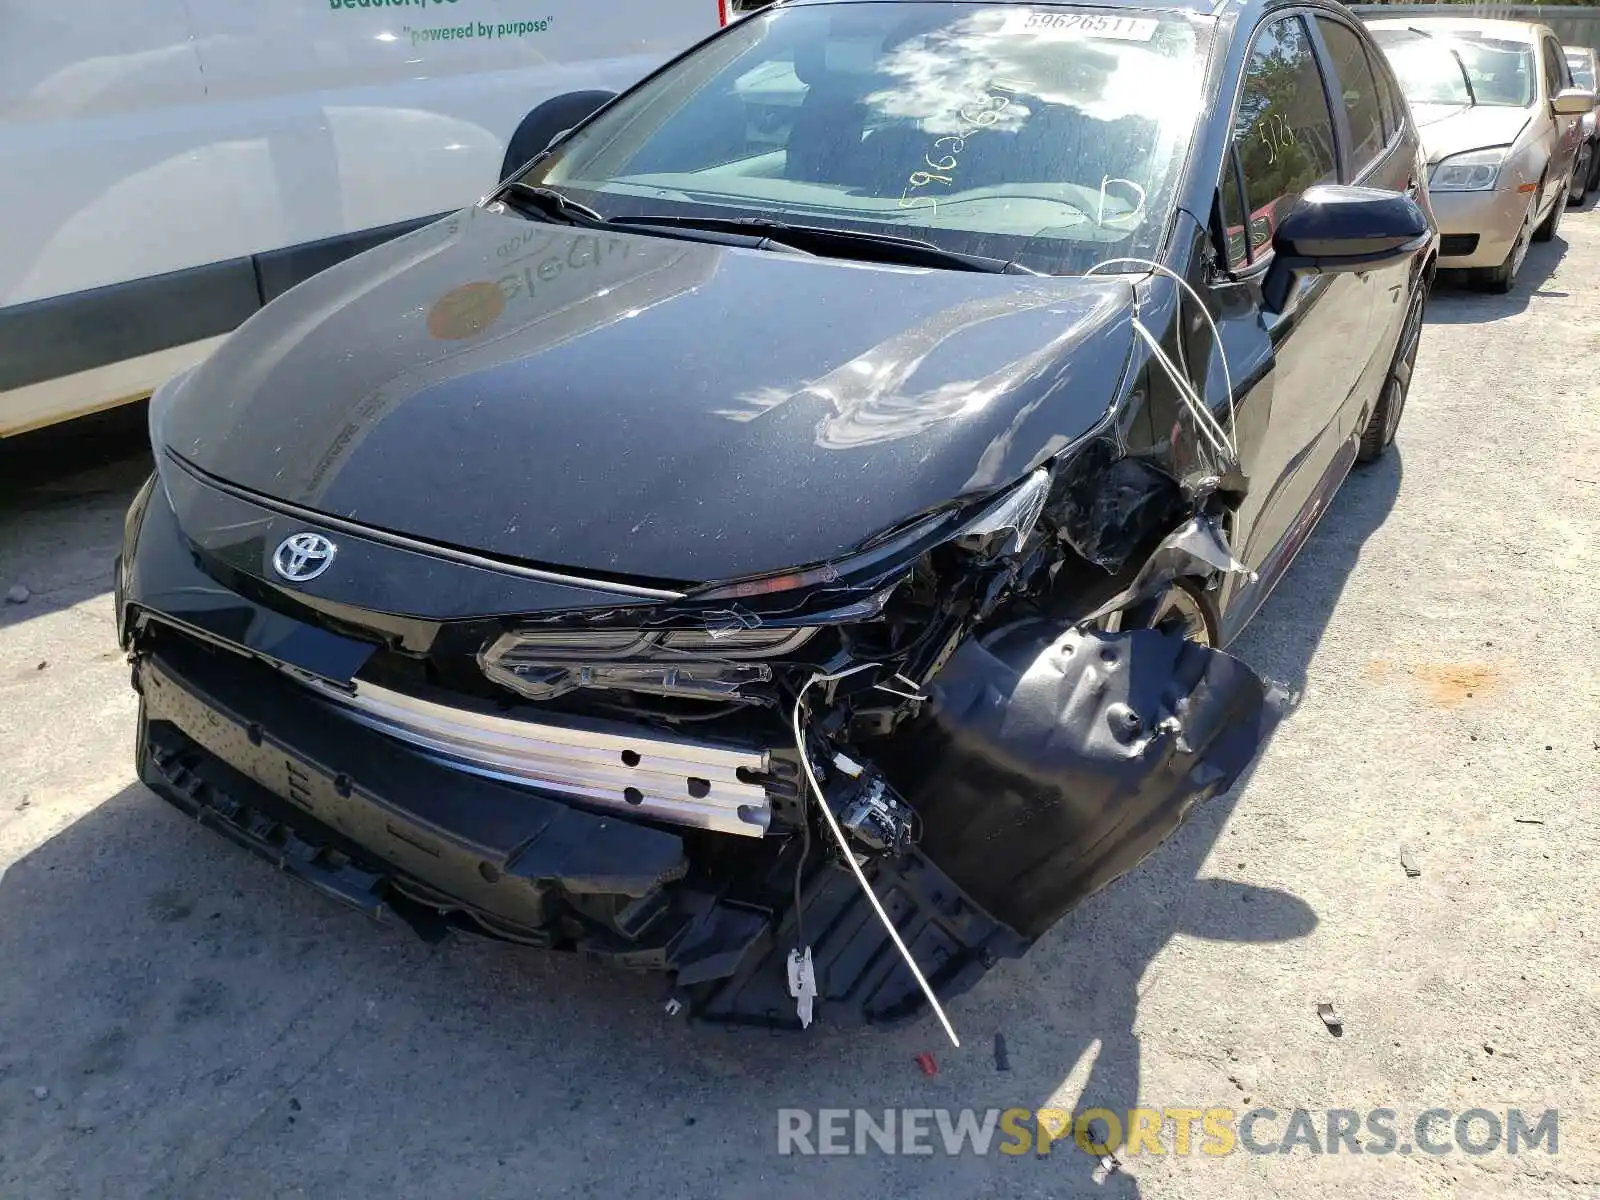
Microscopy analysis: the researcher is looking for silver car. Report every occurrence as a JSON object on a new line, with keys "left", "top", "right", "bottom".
{"left": 1366, "top": 16, "right": 1594, "bottom": 292}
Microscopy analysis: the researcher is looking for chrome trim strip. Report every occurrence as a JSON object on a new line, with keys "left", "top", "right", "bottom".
{"left": 307, "top": 678, "right": 772, "bottom": 837}
{"left": 163, "top": 450, "right": 688, "bottom": 602}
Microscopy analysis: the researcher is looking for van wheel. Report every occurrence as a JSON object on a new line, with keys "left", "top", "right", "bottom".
{"left": 499, "top": 90, "right": 618, "bottom": 183}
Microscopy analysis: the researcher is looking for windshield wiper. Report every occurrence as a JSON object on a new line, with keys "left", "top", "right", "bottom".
{"left": 607, "top": 214, "right": 1041, "bottom": 274}
{"left": 488, "top": 184, "right": 816, "bottom": 256}
{"left": 1405, "top": 26, "right": 1477, "bottom": 104}
{"left": 494, "top": 182, "right": 608, "bottom": 225}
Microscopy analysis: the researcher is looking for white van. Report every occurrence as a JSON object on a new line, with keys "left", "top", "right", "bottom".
{"left": 0, "top": 0, "right": 728, "bottom": 437}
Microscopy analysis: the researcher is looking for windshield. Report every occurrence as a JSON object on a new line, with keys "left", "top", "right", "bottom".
{"left": 1372, "top": 29, "right": 1474, "bottom": 105}
{"left": 516, "top": 2, "right": 1211, "bottom": 275}
{"left": 1566, "top": 51, "right": 1595, "bottom": 91}
{"left": 1373, "top": 27, "right": 1535, "bottom": 108}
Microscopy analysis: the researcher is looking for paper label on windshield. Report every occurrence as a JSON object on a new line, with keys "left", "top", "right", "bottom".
{"left": 999, "top": 10, "right": 1159, "bottom": 40}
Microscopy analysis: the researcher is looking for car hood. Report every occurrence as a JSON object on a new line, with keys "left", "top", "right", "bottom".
{"left": 157, "top": 206, "right": 1136, "bottom": 585}
{"left": 1410, "top": 103, "right": 1533, "bottom": 164}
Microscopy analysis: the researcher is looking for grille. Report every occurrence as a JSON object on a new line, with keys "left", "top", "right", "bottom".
{"left": 1438, "top": 234, "right": 1480, "bottom": 257}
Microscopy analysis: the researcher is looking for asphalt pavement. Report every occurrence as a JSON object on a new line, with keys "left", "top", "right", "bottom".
{"left": 1, "top": 213, "right": 1598, "bottom": 1199}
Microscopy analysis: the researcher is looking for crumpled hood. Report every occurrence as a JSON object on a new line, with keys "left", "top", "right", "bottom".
{"left": 157, "top": 206, "right": 1135, "bottom": 584}
{"left": 1409, "top": 103, "right": 1533, "bottom": 165}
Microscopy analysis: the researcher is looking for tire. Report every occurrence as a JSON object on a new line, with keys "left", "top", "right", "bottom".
{"left": 498, "top": 90, "right": 618, "bottom": 183}
{"left": 1568, "top": 148, "right": 1591, "bottom": 205}
{"left": 1481, "top": 199, "right": 1534, "bottom": 293}
{"left": 1109, "top": 578, "right": 1220, "bottom": 647}
{"left": 1358, "top": 281, "right": 1424, "bottom": 464}
{"left": 1533, "top": 175, "right": 1565, "bottom": 242}
{"left": 1589, "top": 142, "right": 1600, "bottom": 195}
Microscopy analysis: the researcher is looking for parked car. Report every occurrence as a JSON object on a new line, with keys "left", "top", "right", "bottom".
{"left": 118, "top": 0, "right": 1435, "bottom": 1035}
{"left": 1564, "top": 44, "right": 1600, "bottom": 198}
{"left": 0, "top": 0, "right": 729, "bottom": 438}
{"left": 1365, "top": 16, "right": 1593, "bottom": 292}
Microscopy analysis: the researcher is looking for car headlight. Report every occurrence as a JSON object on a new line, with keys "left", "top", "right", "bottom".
{"left": 1429, "top": 147, "right": 1510, "bottom": 192}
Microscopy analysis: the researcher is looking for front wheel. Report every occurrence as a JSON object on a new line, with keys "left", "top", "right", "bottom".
{"left": 1481, "top": 199, "right": 1534, "bottom": 293}
{"left": 1359, "top": 284, "right": 1424, "bottom": 464}
{"left": 1102, "top": 579, "right": 1220, "bottom": 648}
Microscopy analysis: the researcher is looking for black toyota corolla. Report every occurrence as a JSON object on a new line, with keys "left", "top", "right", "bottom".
{"left": 117, "top": 0, "right": 1435, "bottom": 1038}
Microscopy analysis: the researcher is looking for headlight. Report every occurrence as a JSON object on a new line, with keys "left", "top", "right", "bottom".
{"left": 1429, "top": 147, "right": 1510, "bottom": 192}
{"left": 478, "top": 625, "right": 818, "bottom": 701}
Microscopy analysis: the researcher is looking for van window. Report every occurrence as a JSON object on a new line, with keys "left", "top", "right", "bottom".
{"left": 1316, "top": 18, "right": 1386, "bottom": 171}
{"left": 1233, "top": 17, "right": 1339, "bottom": 259}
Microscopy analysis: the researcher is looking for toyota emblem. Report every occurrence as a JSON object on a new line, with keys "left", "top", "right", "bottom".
{"left": 272, "top": 532, "right": 337, "bottom": 582}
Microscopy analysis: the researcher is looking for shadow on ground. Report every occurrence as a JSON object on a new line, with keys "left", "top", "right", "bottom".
{"left": 0, "top": 444, "right": 1403, "bottom": 1197}
{"left": 1424, "top": 235, "right": 1570, "bottom": 322}
{"left": 0, "top": 403, "right": 151, "bottom": 633}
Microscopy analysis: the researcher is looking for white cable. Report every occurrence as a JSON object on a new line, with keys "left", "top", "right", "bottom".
{"left": 1129, "top": 321, "right": 1234, "bottom": 466}
{"left": 1085, "top": 257, "right": 1238, "bottom": 461}
{"left": 790, "top": 667, "right": 962, "bottom": 1050}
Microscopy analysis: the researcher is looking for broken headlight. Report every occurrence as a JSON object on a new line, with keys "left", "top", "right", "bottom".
{"left": 479, "top": 625, "right": 818, "bottom": 701}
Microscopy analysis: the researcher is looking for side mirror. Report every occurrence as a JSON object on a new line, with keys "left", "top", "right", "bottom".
{"left": 1262, "top": 184, "right": 1430, "bottom": 313}
{"left": 498, "top": 89, "right": 619, "bottom": 184}
{"left": 1552, "top": 87, "right": 1597, "bottom": 116}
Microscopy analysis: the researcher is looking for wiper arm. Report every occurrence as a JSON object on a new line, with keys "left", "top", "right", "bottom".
{"left": 486, "top": 186, "right": 813, "bottom": 256}
{"left": 493, "top": 182, "right": 608, "bottom": 225}
{"left": 609, "top": 214, "right": 1041, "bottom": 274}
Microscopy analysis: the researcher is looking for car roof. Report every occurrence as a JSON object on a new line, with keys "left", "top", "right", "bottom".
{"left": 1364, "top": 15, "right": 1544, "bottom": 45}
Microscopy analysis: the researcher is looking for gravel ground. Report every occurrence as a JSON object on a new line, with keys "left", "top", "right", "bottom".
{"left": 1, "top": 212, "right": 1597, "bottom": 1200}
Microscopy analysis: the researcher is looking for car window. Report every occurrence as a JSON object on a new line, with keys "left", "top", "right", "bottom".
{"left": 1566, "top": 51, "right": 1596, "bottom": 91}
{"left": 1374, "top": 49, "right": 1410, "bottom": 139}
{"left": 522, "top": 3, "right": 1212, "bottom": 275}
{"left": 1536, "top": 36, "right": 1561, "bottom": 98}
{"left": 1316, "top": 18, "right": 1387, "bottom": 171}
{"left": 1542, "top": 37, "right": 1565, "bottom": 97}
{"left": 1232, "top": 16, "right": 1339, "bottom": 263}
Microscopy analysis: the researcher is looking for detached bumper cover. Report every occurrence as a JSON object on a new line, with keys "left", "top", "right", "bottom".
{"left": 133, "top": 636, "right": 1025, "bottom": 1028}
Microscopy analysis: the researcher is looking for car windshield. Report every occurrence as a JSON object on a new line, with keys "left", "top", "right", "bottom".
{"left": 1373, "top": 27, "right": 1535, "bottom": 108}
{"left": 515, "top": 2, "right": 1211, "bottom": 275}
{"left": 1372, "top": 29, "right": 1474, "bottom": 105}
{"left": 1566, "top": 51, "right": 1595, "bottom": 91}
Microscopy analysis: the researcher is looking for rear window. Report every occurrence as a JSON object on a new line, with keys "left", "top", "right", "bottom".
{"left": 520, "top": 2, "right": 1213, "bottom": 274}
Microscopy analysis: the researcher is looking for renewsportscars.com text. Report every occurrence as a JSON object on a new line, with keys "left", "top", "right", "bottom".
{"left": 776, "top": 1107, "right": 1559, "bottom": 1157}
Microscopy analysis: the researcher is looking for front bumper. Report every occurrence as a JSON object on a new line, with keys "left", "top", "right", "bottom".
{"left": 132, "top": 630, "right": 1024, "bottom": 1029}
{"left": 1430, "top": 186, "right": 1534, "bottom": 269}
{"left": 120, "top": 464, "right": 1278, "bottom": 1035}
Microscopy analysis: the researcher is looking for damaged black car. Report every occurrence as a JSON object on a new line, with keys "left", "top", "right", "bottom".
{"left": 116, "top": 0, "right": 1435, "bottom": 1039}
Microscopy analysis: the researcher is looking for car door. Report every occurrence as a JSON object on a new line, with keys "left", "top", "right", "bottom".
{"left": 1312, "top": 14, "right": 1418, "bottom": 413}
{"left": 1209, "top": 13, "right": 1366, "bottom": 638}
{"left": 1542, "top": 32, "right": 1583, "bottom": 198}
